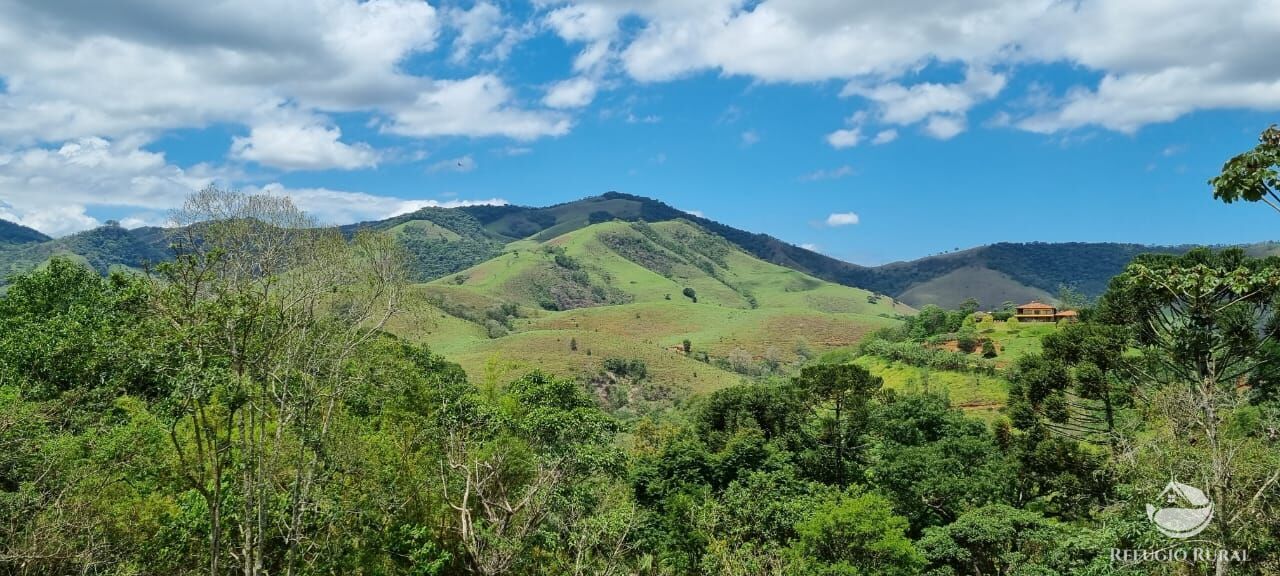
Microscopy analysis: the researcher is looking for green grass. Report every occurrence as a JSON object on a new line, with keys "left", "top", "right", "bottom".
{"left": 854, "top": 355, "right": 1008, "bottom": 420}
{"left": 829, "top": 317, "right": 1060, "bottom": 419}
{"left": 975, "top": 318, "right": 1058, "bottom": 362}
{"left": 384, "top": 219, "right": 912, "bottom": 393}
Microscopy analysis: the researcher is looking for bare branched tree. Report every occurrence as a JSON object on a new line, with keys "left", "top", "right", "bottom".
{"left": 152, "top": 187, "right": 406, "bottom": 576}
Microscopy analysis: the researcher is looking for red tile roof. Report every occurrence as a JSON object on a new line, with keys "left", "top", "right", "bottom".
{"left": 1016, "top": 301, "right": 1055, "bottom": 310}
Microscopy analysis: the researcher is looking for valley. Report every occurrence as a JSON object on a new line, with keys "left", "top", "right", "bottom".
{"left": 2, "top": 192, "right": 1256, "bottom": 409}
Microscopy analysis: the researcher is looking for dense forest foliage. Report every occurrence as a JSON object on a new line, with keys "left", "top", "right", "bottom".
{"left": 0, "top": 219, "right": 49, "bottom": 246}
{"left": 0, "top": 223, "right": 170, "bottom": 285}
{"left": 344, "top": 207, "right": 504, "bottom": 282}
{"left": 3, "top": 189, "right": 1279, "bottom": 575}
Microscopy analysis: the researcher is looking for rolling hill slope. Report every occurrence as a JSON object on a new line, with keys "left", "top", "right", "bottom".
{"left": 388, "top": 219, "right": 911, "bottom": 393}
{"left": 451, "top": 193, "right": 1203, "bottom": 308}
{"left": 0, "top": 223, "right": 169, "bottom": 281}
{"left": 3, "top": 194, "right": 1268, "bottom": 309}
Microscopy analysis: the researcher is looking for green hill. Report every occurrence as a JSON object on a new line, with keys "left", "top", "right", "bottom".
{"left": 895, "top": 266, "right": 1055, "bottom": 310}
{"left": 387, "top": 219, "right": 911, "bottom": 394}
{"left": 0, "top": 223, "right": 169, "bottom": 282}
{"left": 4, "top": 193, "right": 1269, "bottom": 309}
{"left": 0, "top": 219, "right": 50, "bottom": 246}
{"left": 342, "top": 206, "right": 505, "bottom": 281}
{"left": 438, "top": 193, "right": 1228, "bottom": 308}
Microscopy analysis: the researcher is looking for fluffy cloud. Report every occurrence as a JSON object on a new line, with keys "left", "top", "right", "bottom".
{"left": 231, "top": 114, "right": 380, "bottom": 171}
{"left": 924, "top": 116, "right": 967, "bottom": 140}
{"left": 445, "top": 2, "right": 509, "bottom": 63}
{"left": 842, "top": 68, "right": 1005, "bottom": 138}
{"left": 0, "top": 136, "right": 505, "bottom": 236}
{"left": 825, "top": 212, "right": 860, "bottom": 227}
{"left": 0, "top": 0, "right": 567, "bottom": 148}
{"left": 543, "top": 77, "right": 599, "bottom": 109}
{"left": 0, "top": 202, "right": 101, "bottom": 238}
{"left": 388, "top": 76, "right": 571, "bottom": 140}
{"left": 740, "top": 130, "right": 761, "bottom": 147}
{"left": 251, "top": 183, "right": 506, "bottom": 225}
{"left": 0, "top": 137, "right": 216, "bottom": 235}
{"left": 826, "top": 128, "right": 861, "bottom": 149}
{"left": 872, "top": 129, "right": 898, "bottom": 145}
{"left": 544, "top": 0, "right": 1280, "bottom": 134}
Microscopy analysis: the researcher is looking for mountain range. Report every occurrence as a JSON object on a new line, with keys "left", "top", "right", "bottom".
{"left": 5, "top": 192, "right": 1272, "bottom": 308}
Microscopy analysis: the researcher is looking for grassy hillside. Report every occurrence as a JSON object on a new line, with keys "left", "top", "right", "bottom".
{"left": 388, "top": 219, "right": 910, "bottom": 394}
{"left": 451, "top": 193, "right": 1221, "bottom": 308}
{"left": 895, "top": 265, "right": 1056, "bottom": 309}
{"left": 815, "top": 314, "right": 1060, "bottom": 420}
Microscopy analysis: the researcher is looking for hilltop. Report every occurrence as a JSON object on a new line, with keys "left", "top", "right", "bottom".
{"left": 0, "top": 221, "right": 169, "bottom": 281}
{"left": 0, "top": 219, "right": 50, "bottom": 246}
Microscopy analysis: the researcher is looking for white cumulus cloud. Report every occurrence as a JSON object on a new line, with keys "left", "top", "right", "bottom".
{"left": 388, "top": 76, "right": 571, "bottom": 140}
{"left": 231, "top": 113, "right": 379, "bottom": 171}
{"left": 872, "top": 129, "right": 898, "bottom": 145}
{"left": 826, "top": 128, "right": 861, "bottom": 149}
{"left": 543, "top": 77, "right": 599, "bottom": 109}
{"left": 544, "top": 0, "right": 1280, "bottom": 135}
{"left": 825, "top": 212, "right": 860, "bottom": 227}
{"left": 251, "top": 183, "right": 507, "bottom": 224}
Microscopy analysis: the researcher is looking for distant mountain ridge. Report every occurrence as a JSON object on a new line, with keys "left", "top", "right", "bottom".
{"left": 0, "top": 222, "right": 169, "bottom": 281}
{"left": 0, "top": 219, "right": 50, "bottom": 246}
{"left": 3, "top": 195, "right": 1273, "bottom": 308}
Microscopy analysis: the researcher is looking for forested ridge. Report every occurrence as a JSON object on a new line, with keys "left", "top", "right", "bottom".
{"left": 2, "top": 188, "right": 1279, "bottom": 575}
{"left": 2, "top": 192, "right": 1257, "bottom": 305}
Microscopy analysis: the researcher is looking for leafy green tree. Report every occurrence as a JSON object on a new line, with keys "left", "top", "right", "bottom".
{"left": 696, "top": 469, "right": 831, "bottom": 575}
{"left": 153, "top": 188, "right": 408, "bottom": 576}
{"left": 789, "top": 489, "right": 923, "bottom": 576}
{"left": 794, "top": 364, "right": 882, "bottom": 485}
{"left": 1056, "top": 283, "right": 1090, "bottom": 310}
{"left": 0, "top": 258, "right": 165, "bottom": 402}
{"left": 1098, "top": 248, "right": 1280, "bottom": 573}
{"left": 868, "top": 394, "right": 1011, "bottom": 531}
{"left": 1209, "top": 124, "right": 1280, "bottom": 216}
{"left": 1040, "top": 322, "right": 1132, "bottom": 441}
{"left": 918, "top": 504, "right": 1063, "bottom": 576}
{"left": 440, "top": 371, "right": 629, "bottom": 575}
{"left": 912, "top": 305, "right": 950, "bottom": 339}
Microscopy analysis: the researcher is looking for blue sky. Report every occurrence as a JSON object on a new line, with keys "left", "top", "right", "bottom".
{"left": 0, "top": 1, "right": 1277, "bottom": 264}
